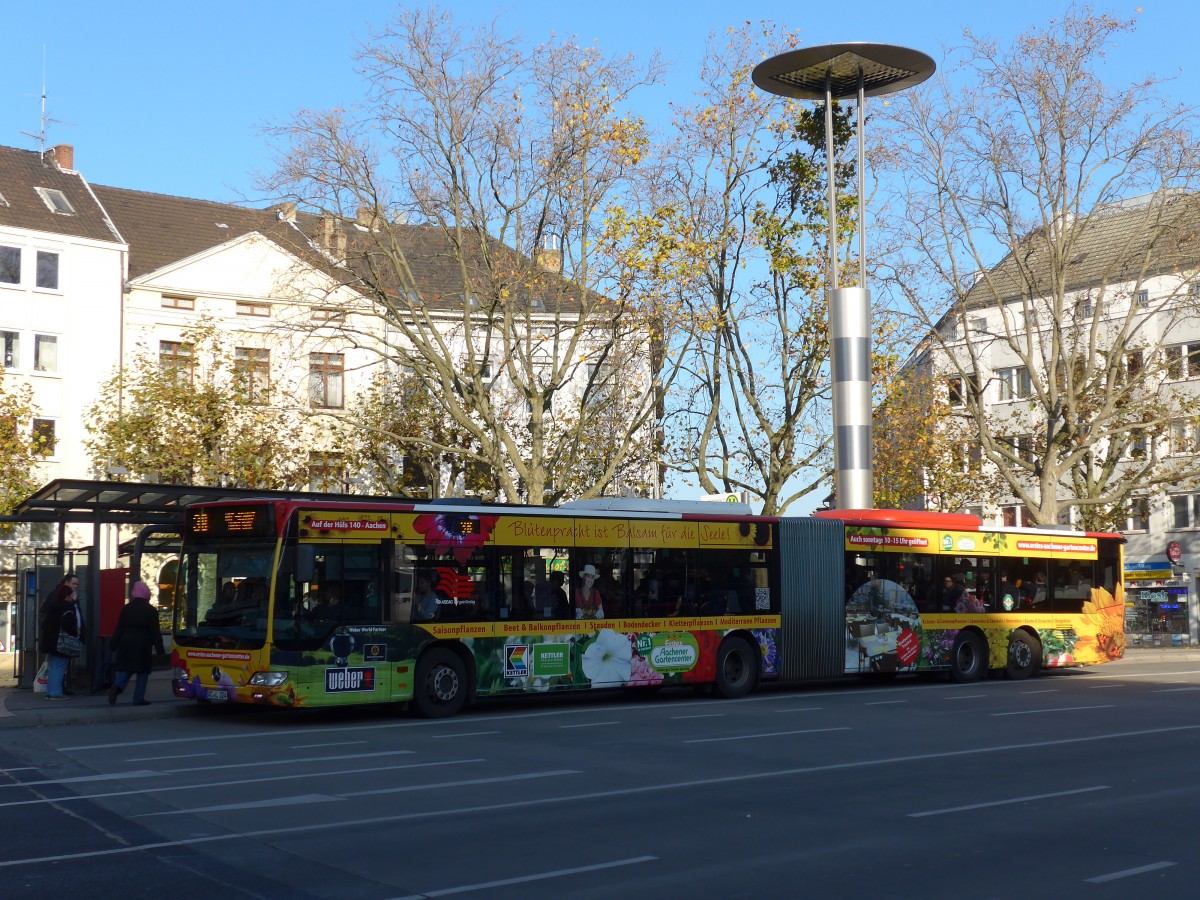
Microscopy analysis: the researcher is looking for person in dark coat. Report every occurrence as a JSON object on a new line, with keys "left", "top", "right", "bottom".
{"left": 39, "top": 581, "right": 83, "bottom": 700}
{"left": 108, "top": 581, "right": 165, "bottom": 706}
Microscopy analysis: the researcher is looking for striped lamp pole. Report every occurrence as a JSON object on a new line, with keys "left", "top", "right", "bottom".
{"left": 752, "top": 44, "right": 934, "bottom": 510}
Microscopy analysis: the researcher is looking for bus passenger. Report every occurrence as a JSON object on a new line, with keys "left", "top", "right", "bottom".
{"left": 575, "top": 565, "right": 605, "bottom": 619}
{"left": 413, "top": 573, "right": 440, "bottom": 622}
{"left": 939, "top": 576, "right": 966, "bottom": 612}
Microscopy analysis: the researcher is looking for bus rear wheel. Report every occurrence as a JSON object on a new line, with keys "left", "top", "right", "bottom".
{"left": 1006, "top": 631, "right": 1042, "bottom": 680}
{"left": 950, "top": 631, "right": 988, "bottom": 683}
{"left": 714, "top": 637, "right": 758, "bottom": 699}
{"left": 413, "top": 648, "right": 467, "bottom": 718}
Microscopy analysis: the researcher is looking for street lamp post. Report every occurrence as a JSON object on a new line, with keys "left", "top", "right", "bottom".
{"left": 752, "top": 44, "right": 934, "bottom": 510}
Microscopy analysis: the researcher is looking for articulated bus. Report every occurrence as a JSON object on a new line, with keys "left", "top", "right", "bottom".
{"left": 170, "top": 498, "right": 1126, "bottom": 716}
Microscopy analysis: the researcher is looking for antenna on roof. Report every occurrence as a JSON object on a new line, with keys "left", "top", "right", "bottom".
{"left": 20, "top": 47, "right": 74, "bottom": 160}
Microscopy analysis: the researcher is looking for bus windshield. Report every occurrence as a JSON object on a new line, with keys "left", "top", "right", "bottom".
{"left": 173, "top": 540, "right": 278, "bottom": 649}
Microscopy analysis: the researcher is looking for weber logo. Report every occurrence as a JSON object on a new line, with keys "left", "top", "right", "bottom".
{"left": 325, "top": 667, "right": 375, "bottom": 693}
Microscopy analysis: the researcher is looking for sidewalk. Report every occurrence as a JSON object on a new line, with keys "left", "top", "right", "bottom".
{"left": 0, "top": 661, "right": 190, "bottom": 729}
{"left": 3, "top": 646, "right": 1198, "bottom": 730}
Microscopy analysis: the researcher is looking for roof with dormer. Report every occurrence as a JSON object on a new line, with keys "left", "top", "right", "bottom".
{"left": 0, "top": 145, "right": 122, "bottom": 244}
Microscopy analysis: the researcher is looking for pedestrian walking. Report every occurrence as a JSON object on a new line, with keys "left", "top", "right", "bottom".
{"left": 39, "top": 581, "right": 83, "bottom": 700}
{"left": 109, "top": 581, "right": 165, "bottom": 706}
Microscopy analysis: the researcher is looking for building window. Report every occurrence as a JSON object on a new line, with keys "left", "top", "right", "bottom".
{"left": 35, "top": 251, "right": 59, "bottom": 290}
{"left": 236, "top": 301, "right": 271, "bottom": 317}
{"left": 1125, "top": 497, "right": 1150, "bottom": 532}
{"left": 159, "top": 341, "right": 193, "bottom": 377}
{"left": 1123, "top": 428, "right": 1149, "bottom": 460}
{"left": 1136, "top": 289, "right": 1149, "bottom": 308}
{"left": 309, "top": 353, "right": 345, "bottom": 409}
{"left": 34, "top": 187, "right": 75, "bottom": 215}
{"left": 1164, "top": 343, "right": 1200, "bottom": 380}
{"left": 311, "top": 307, "right": 345, "bottom": 323}
{"left": 309, "top": 452, "right": 347, "bottom": 492}
{"left": 161, "top": 294, "right": 195, "bottom": 310}
{"left": 33, "top": 335, "right": 57, "bottom": 373}
{"left": 947, "top": 374, "right": 979, "bottom": 408}
{"left": 997, "top": 366, "right": 1032, "bottom": 401}
{"left": 0, "top": 246, "right": 19, "bottom": 284}
{"left": 1172, "top": 493, "right": 1200, "bottom": 529}
{"left": 234, "top": 347, "right": 270, "bottom": 403}
{"left": 32, "top": 418, "right": 56, "bottom": 456}
{"left": 1076, "top": 294, "right": 1095, "bottom": 318}
{"left": 30, "top": 521, "right": 54, "bottom": 543}
{"left": 1001, "top": 505, "right": 1030, "bottom": 527}
{"left": 2, "top": 331, "right": 18, "bottom": 369}
{"left": 1169, "top": 419, "right": 1200, "bottom": 456}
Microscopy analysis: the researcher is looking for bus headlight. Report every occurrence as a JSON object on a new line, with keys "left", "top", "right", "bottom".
{"left": 248, "top": 672, "right": 290, "bottom": 687}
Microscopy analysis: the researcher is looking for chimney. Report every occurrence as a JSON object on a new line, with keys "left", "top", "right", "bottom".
{"left": 535, "top": 233, "right": 562, "bottom": 275}
{"left": 356, "top": 205, "right": 382, "bottom": 229}
{"left": 48, "top": 144, "right": 74, "bottom": 170}
{"left": 278, "top": 201, "right": 297, "bottom": 223}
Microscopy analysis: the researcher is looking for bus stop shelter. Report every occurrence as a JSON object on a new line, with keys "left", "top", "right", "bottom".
{"left": 2, "top": 478, "right": 373, "bottom": 689}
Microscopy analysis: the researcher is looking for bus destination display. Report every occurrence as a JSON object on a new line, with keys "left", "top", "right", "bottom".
{"left": 187, "top": 505, "right": 274, "bottom": 538}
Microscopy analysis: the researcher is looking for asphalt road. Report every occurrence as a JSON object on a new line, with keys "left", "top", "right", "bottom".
{"left": 2, "top": 657, "right": 1199, "bottom": 899}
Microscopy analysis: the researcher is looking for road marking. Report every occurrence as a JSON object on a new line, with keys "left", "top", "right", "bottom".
{"left": 865, "top": 700, "right": 908, "bottom": 706}
{"left": 1089, "top": 669, "right": 1200, "bottom": 679}
{"left": 1085, "top": 861, "right": 1177, "bottom": 883}
{"left": 943, "top": 694, "right": 986, "bottom": 700}
{"left": 992, "top": 705, "right": 1113, "bottom": 717}
{"left": 141, "top": 794, "right": 341, "bottom": 816}
{"left": 10, "top": 723, "right": 1200, "bottom": 869}
{"left": 1153, "top": 687, "right": 1200, "bottom": 693}
{"left": 432, "top": 731, "right": 500, "bottom": 738}
{"left": 1088, "top": 684, "right": 1126, "bottom": 689}
{"left": 126, "top": 753, "right": 217, "bottom": 762}
{"left": 670, "top": 714, "right": 725, "bottom": 720}
{"left": 0, "top": 759, "right": 484, "bottom": 810}
{"left": 1021, "top": 689, "right": 1058, "bottom": 694}
{"left": 558, "top": 722, "right": 619, "bottom": 729}
{"left": 418, "top": 855, "right": 657, "bottom": 896}
{"left": 343, "top": 769, "right": 578, "bottom": 799}
{"left": 909, "top": 785, "right": 1109, "bottom": 817}
{"left": 775, "top": 707, "right": 823, "bottom": 712}
{"left": 685, "top": 727, "right": 849, "bottom": 744}
{"left": 1, "top": 750, "right": 414, "bottom": 792}
{"left": 290, "top": 741, "right": 367, "bottom": 750}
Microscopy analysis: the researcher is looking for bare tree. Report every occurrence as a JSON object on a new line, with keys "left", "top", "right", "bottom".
{"left": 881, "top": 6, "right": 1200, "bottom": 528}
{"left": 650, "top": 24, "right": 906, "bottom": 514}
{"left": 260, "top": 6, "right": 669, "bottom": 504}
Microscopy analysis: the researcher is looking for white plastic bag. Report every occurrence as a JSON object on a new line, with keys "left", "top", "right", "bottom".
{"left": 33, "top": 660, "right": 49, "bottom": 693}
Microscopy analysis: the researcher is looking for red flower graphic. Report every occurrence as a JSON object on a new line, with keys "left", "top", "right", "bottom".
{"left": 413, "top": 513, "right": 498, "bottom": 563}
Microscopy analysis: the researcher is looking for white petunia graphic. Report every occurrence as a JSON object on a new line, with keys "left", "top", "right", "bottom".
{"left": 581, "top": 629, "right": 633, "bottom": 686}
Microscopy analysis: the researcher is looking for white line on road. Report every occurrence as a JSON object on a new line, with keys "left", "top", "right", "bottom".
{"left": 685, "top": 727, "right": 849, "bottom": 744}
{"left": 670, "top": 714, "right": 725, "bottom": 720}
{"left": 1085, "top": 861, "right": 1177, "bottom": 883}
{"left": 1021, "top": 689, "right": 1059, "bottom": 694}
{"left": 10, "top": 723, "right": 1200, "bottom": 869}
{"left": 432, "top": 731, "right": 500, "bottom": 738}
{"left": 126, "top": 753, "right": 217, "bottom": 762}
{"left": 943, "top": 694, "right": 986, "bottom": 700}
{"left": 418, "top": 855, "right": 658, "bottom": 897}
{"left": 1152, "top": 687, "right": 1200, "bottom": 693}
{"left": 908, "top": 785, "right": 1109, "bottom": 817}
{"left": 1088, "top": 684, "right": 1126, "bottom": 688}
{"left": 140, "top": 793, "right": 341, "bottom": 816}
{"left": 558, "top": 722, "right": 619, "bottom": 729}
{"left": 774, "top": 707, "right": 823, "bottom": 712}
{"left": 992, "top": 705, "right": 1114, "bottom": 717}
{"left": 341, "top": 769, "right": 579, "bottom": 799}
{"left": 865, "top": 700, "right": 908, "bottom": 706}
{"left": 290, "top": 741, "right": 367, "bottom": 750}
{"left": 0, "top": 759, "right": 485, "bottom": 810}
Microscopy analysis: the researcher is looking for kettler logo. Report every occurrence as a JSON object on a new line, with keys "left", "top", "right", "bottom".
{"left": 325, "top": 667, "right": 375, "bottom": 693}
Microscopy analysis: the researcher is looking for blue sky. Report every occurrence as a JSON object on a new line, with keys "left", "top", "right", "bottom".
{"left": 3, "top": 2, "right": 1196, "bottom": 203}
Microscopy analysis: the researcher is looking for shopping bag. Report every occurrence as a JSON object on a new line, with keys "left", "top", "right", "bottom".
{"left": 34, "top": 660, "right": 49, "bottom": 693}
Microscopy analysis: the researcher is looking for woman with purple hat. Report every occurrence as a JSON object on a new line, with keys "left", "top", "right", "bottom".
{"left": 109, "top": 581, "right": 166, "bottom": 706}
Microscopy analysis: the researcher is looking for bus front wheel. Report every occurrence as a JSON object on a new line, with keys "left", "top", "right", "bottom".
{"left": 714, "top": 637, "right": 758, "bottom": 699}
{"left": 413, "top": 648, "right": 468, "bottom": 718}
{"left": 1006, "top": 631, "right": 1042, "bottom": 680}
{"left": 950, "top": 632, "right": 988, "bottom": 683}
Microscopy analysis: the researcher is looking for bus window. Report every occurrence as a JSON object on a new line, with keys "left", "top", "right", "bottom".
{"left": 1050, "top": 558, "right": 1094, "bottom": 612}
{"left": 498, "top": 547, "right": 569, "bottom": 620}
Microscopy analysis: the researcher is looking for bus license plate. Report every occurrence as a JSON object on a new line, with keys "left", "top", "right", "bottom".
{"left": 207, "top": 689, "right": 229, "bottom": 702}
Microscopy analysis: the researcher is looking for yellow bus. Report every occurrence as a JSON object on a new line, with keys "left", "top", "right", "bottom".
{"left": 170, "top": 498, "right": 1125, "bottom": 716}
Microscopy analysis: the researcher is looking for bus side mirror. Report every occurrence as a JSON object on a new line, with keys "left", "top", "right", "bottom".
{"left": 294, "top": 545, "right": 315, "bottom": 584}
